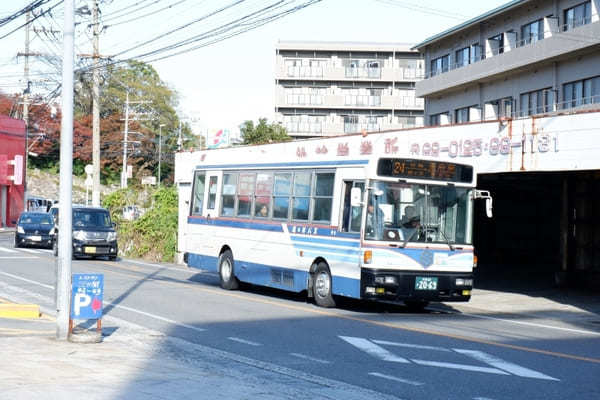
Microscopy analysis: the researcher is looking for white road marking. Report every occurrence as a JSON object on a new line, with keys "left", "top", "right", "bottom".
{"left": 372, "top": 339, "right": 450, "bottom": 352}
{"left": 0, "top": 256, "right": 38, "bottom": 259}
{"left": 368, "top": 372, "right": 423, "bottom": 386}
{"left": 0, "top": 271, "right": 53, "bottom": 289}
{"left": 17, "top": 248, "right": 44, "bottom": 254}
{"left": 0, "top": 247, "right": 18, "bottom": 253}
{"left": 108, "top": 303, "right": 206, "bottom": 333}
{"left": 228, "top": 337, "right": 262, "bottom": 346}
{"left": 410, "top": 359, "right": 509, "bottom": 375}
{"left": 339, "top": 336, "right": 409, "bottom": 363}
{"left": 342, "top": 336, "right": 558, "bottom": 380}
{"left": 454, "top": 349, "right": 559, "bottom": 381}
{"left": 123, "top": 259, "right": 193, "bottom": 273}
{"left": 431, "top": 307, "right": 600, "bottom": 336}
{"left": 290, "top": 352, "right": 331, "bottom": 364}
{"left": 0, "top": 271, "right": 206, "bottom": 333}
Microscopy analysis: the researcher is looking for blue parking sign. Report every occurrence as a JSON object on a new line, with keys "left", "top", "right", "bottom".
{"left": 71, "top": 274, "right": 104, "bottom": 319}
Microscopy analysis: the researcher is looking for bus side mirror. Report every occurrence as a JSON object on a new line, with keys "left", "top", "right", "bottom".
{"left": 473, "top": 190, "right": 493, "bottom": 218}
{"left": 485, "top": 197, "right": 493, "bottom": 218}
{"left": 350, "top": 187, "right": 362, "bottom": 207}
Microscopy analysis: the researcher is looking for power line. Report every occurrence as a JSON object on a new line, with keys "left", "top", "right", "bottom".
{"left": 0, "top": 0, "right": 65, "bottom": 41}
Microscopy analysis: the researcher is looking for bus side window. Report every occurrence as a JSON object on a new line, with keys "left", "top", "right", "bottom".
{"left": 190, "top": 172, "right": 206, "bottom": 216}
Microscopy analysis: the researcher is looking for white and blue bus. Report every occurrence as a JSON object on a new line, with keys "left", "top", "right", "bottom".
{"left": 178, "top": 140, "right": 492, "bottom": 309}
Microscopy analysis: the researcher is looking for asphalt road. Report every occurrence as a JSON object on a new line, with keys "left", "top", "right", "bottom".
{"left": 1, "top": 233, "right": 599, "bottom": 400}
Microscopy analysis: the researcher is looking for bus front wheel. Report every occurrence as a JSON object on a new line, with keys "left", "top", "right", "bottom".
{"left": 218, "top": 250, "right": 239, "bottom": 290}
{"left": 313, "top": 263, "right": 335, "bottom": 308}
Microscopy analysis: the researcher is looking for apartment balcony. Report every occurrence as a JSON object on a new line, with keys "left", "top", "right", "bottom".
{"left": 275, "top": 62, "right": 423, "bottom": 82}
{"left": 275, "top": 90, "right": 424, "bottom": 110}
{"left": 416, "top": 18, "right": 600, "bottom": 98}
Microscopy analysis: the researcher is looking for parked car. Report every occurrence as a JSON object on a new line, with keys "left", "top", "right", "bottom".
{"left": 52, "top": 206, "right": 118, "bottom": 260}
{"left": 15, "top": 212, "right": 55, "bottom": 249}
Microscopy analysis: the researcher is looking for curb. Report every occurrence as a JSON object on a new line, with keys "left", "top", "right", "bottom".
{"left": 0, "top": 304, "right": 41, "bottom": 319}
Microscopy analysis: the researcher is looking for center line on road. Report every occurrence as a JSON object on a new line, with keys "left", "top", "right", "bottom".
{"left": 290, "top": 352, "right": 331, "bottom": 364}
{"left": 368, "top": 372, "right": 424, "bottom": 386}
{"left": 106, "top": 302, "right": 206, "bottom": 333}
{"left": 228, "top": 337, "right": 262, "bottom": 346}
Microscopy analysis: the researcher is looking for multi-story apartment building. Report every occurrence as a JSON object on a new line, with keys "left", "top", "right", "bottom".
{"left": 414, "top": 0, "right": 600, "bottom": 126}
{"left": 275, "top": 41, "right": 424, "bottom": 138}
{"left": 411, "top": 0, "right": 600, "bottom": 289}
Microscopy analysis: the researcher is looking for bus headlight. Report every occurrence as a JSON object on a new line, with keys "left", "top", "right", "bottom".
{"left": 455, "top": 278, "right": 473, "bottom": 286}
{"left": 375, "top": 276, "right": 397, "bottom": 285}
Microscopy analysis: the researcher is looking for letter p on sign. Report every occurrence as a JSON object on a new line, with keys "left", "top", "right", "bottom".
{"left": 73, "top": 293, "right": 91, "bottom": 317}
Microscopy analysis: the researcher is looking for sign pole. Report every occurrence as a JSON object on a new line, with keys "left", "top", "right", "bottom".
{"left": 56, "top": 0, "right": 74, "bottom": 340}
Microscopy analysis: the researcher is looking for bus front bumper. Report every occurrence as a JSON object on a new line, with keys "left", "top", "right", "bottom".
{"left": 360, "top": 269, "right": 473, "bottom": 302}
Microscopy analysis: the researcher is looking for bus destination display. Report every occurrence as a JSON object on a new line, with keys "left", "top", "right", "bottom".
{"left": 377, "top": 158, "right": 473, "bottom": 183}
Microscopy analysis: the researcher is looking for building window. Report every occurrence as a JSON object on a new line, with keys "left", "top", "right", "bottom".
{"left": 429, "top": 112, "right": 448, "bottom": 126}
{"left": 430, "top": 54, "right": 449, "bottom": 77}
{"left": 455, "top": 47, "right": 470, "bottom": 68}
{"left": 455, "top": 107, "right": 470, "bottom": 123}
{"left": 521, "top": 19, "right": 544, "bottom": 45}
{"left": 397, "top": 116, "right": 416, "bottom": 128}
{"left": 520, "top": 88, "right": 554, "bottom": 116}
{"left": 563, "top": 76, "right": 600, "bottom": 109}
{"left": 564, "top": 1, "right": 592, "bottom": 31}
{"left": 488, "top": 33, "right": 504, "bottom": 55}
{"left": 471, "top": 43, "right": 482, "bottom": 63}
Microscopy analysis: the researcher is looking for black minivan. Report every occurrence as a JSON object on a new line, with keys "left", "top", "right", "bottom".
{"left": 52, "top": 206, "right": 118, "bottom": 260}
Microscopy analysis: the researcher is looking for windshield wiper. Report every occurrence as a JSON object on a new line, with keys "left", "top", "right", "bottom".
{"left": 437, "top": 228, "right": 455, "bottom": 251}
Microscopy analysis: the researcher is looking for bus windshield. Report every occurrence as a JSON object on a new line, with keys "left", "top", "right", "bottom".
{"left": 365, "top": 181, "right": 472, "bottom": 245}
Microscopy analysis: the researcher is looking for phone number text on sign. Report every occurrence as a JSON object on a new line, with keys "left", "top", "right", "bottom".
{"left": 410, "top": 134, "right": 558, "bottom": 158}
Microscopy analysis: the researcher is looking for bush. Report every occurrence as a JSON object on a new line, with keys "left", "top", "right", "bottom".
{"left": 103, "top": 186, "right": 178, "bottom": 262}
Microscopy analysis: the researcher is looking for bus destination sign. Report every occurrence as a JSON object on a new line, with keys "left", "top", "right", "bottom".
{"left": 377, "top": 158, "right": 473, "bottom": 183}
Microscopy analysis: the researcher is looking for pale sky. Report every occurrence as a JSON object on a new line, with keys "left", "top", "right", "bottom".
{"left": 0, "top": 0, "right": 508, "bottom": 134}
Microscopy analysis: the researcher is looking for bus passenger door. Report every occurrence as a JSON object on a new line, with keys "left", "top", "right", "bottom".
{"left": 202, "top": 173, "right": 222, "bottom": 257}
{"left": 341, "top": 180, "right": 364, "bottom": 233}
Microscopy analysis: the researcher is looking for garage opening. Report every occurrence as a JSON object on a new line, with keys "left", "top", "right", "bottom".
{"left": 473, "top": 171, "right": 600, "bottom": 292}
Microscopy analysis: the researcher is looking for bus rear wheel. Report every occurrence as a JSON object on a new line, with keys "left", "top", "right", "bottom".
{"left": 313, "top": 263, "right": 335, "bottom": 308}
{"left": 218, "top": 250, "right": 239, "bottom": 290}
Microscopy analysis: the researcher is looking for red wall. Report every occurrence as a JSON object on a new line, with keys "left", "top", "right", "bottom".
{"left": 0, "top": 115, "right": 26, "bottom": 227}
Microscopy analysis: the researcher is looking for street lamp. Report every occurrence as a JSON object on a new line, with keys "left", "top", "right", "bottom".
{"left": 158, "top": 124, "right": 165, "bottom": 186}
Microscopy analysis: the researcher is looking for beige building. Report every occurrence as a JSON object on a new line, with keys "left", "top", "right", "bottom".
{"left": 275, "top": 41, "right": 424, "bottom": 139}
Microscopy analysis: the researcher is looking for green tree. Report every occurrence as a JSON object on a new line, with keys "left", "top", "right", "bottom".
{"left": 75, "top": 60, "right": 186, "bottom": 184}
{"left": 240, "top": 118, "right": 291, "bottom": 145}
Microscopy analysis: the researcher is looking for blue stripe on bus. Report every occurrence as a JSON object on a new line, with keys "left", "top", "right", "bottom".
{"left": 187, "top": 253, "right": 219, "bottom": 273}
{"left": 187, "top": 217, "right": 284, "bottom": 232}
{"left": 293, "top": 243, "right": 360, "bottom": 256}
{"left": 290, "top": 235, "right": 360, "bottom": 247}
{"left": 301, "top": 251, "right": 360, "bottom": 264}
{"left": 332, "top": 275, "right": 361, "bottom": 298}
{"left": 195, "top": 159, "right": 369, "bottom": 170}
{"left": 186, "top": 251, "right": 360, "bottom": 297}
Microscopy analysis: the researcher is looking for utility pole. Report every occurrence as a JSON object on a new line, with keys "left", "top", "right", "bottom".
{"left": 91, "top": 0, "right": 101, "bottom": 206}
{"left": 158, "top": 124, "right": 165, "bottom": 186}
{"left": 121, "top": 92, "right": 130, "bottom": 189}
{"left": 22, "top": 11, "right": 31, "bottom": 209}
{"left": 56, "top": 0, "right": 75, "bottom": 341}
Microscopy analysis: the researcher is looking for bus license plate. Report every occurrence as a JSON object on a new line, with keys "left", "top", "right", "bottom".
{"left": 415, "top": 277, "right": 438, "bottom": 290}
{"left": 84, "top": 247, "right": 96, "bottom": 254}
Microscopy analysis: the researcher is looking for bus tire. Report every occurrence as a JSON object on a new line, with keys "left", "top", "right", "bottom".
{"left": 218, "top": 250, "right": 239, "bottom": 290}
{"left": 313, "top": 263, "right": 335, "bottom": 308}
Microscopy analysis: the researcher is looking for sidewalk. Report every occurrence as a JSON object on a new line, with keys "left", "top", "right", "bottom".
{"left": 0, "top": 310, "right": 399, "bottom": 400}
{"left": 1, "top": 287, "right": 599, "bottom": 400}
